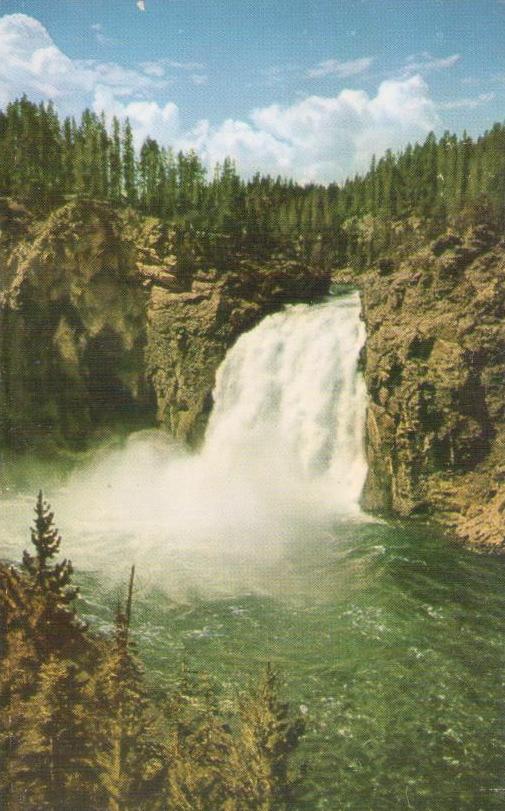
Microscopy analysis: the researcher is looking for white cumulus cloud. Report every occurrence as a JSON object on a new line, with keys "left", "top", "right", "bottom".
{"left": 0, "top": 13, "right": 441, "bottom": 183}
{"left": 93, "top": 87, "right": 180, "bottom": 147}
{"left": 0, "top": 13, "right": 166, "bottom": 112}
{"left": 183, "top": 76, "right": 439, "bottom": 182}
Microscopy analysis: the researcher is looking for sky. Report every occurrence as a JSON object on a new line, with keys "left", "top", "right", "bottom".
{"left": 0, "top": 0, "right": 503, "bottom": 183}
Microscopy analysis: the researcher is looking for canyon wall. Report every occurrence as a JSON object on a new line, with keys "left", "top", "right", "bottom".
{"left": 1, "top": 197, "right": 504, "bottom": 550}
{"left": 0, "top": 199, "right": 329, "bottom": 453}
{"left": 360, "top": 226, "right": 505, "bottom": 551}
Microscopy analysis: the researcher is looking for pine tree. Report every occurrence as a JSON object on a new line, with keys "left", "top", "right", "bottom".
{"left": 62, "top": 117, "right": 76, "bottom": 196}
{"left": 93, "top": 569, "right": 164, "bottom": 810}
{"left": 98, "top": 111, "right": 111, "bottom": 200}
{"left": 164, "top": 665, "right": 241, "bottom": 811}
{"left": 110, "top": 116, "right": 123, "bottom": 204}
{"left": 23, "top": 491, "right": 64, "bottom": 578}
{"left": 12, "top": 656, "right": 100, "bottom": 811}
{"left": 139, "top": 137, "right": 165, "bottom": 215}
{"left": 122, "top": 119, "right": 137, "bottom": 207}
{"left": 22, "top": 491, "right": 80, "bottom": 658}
{"left": 1, "top": 496, "right": 313, "bottom": 811}
{"left": 38, "top": 101, "right": 64, "bottom": 207}
{"left": 455, "top": 130, "right": 473, "bottom": 210}
{"left": 22, "top": 492, "right": 81, "bottom": 627}
{"left": 0, "top": 565, "right": 39, "bottom": 809}
{"left": 0, "top": 92, "right": 504, "bottom": 274}
{"left": 0, "top": 494, "right": 96, "bottom": 808}
{"left": 237, "top": 663, "right": 306, "bottom": 811}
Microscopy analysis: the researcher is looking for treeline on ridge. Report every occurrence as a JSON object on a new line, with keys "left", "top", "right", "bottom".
{"left": 1, "top": 96, "right": 505, "bottom": 269}
{"left": 0, "top": 492, "right": 306, "bottom": 810}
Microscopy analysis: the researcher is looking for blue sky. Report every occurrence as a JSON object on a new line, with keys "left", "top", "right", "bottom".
{"left": 0, "top": 0, "right": 503, "bottom": 181}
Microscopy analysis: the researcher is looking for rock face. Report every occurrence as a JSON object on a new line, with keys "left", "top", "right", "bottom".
{"left": 361, "top": 226, "right": 505, "bottom": 551}
{"left": 0, "top": 200, "right": 329, "bottom": 453}
{"left": 0, "top": 202, "right": 152, "bottom": 452}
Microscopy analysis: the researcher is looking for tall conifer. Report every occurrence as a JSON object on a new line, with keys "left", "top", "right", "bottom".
{"left": 122, "top": 119, "right": 137, "bottom": 207}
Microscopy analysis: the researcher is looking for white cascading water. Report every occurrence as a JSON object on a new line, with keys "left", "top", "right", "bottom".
{"left": 204, "top": 291, "right": 367, "bottom": 509}
{"left": 0, "top": 292, "right": 368, "bottom": 596}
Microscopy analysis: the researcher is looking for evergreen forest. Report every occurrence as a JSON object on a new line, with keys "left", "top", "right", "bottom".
{"left": 1, "top": 96, "right": 505, "bottom": 271}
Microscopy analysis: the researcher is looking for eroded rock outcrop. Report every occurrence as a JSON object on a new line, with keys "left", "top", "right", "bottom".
{"left": 0, "top": 201, "right": 152, "bottom": 451}
{"left": 361, "top": 225, "right": 505, "bottom": 551}
{"left": 0, "top": 200, "right": 329, "bottom": 453}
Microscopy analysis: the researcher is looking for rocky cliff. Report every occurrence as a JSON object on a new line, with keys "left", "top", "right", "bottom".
{"left": 360, "top": 225, "right": 505, "bottom": 551}
{"left": 0, "top": 199, "right": 329, "bottom": 454}
{"left": 2, "top": 198, "right": 504, "bottom": 550}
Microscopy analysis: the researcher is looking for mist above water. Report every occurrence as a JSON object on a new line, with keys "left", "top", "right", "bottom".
{"left": 2, "top": 293, "right": 368, "bottom": 597}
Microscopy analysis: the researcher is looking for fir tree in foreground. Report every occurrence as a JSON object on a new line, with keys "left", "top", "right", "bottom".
{"left": 0, "top": 493, "right": 307, "bottom": 810}
{"left": 0, "top": 494, "right": 91, "bottom": 809}
{"left": 93, "top": 568, "right": 166, "bottom": 811}
{"left": 22, "top": 491, "right": 81, "bottom": 657}
{"left": 13, "top": 656, "right": 99, "bottom": 811}
{"left": 237, "top": 663, "right": 306, "bottom": 810}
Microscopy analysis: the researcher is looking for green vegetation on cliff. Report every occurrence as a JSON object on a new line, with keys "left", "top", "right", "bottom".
{"left": 1, "top": 97, "right": 505, "bottom": 270}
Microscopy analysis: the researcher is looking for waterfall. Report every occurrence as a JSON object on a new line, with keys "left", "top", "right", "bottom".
{"left": 0, "top": 291, "right": 368, "bottom": 594}
{"left": 204, "top": 290, "right": 367, "bottom": 511}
